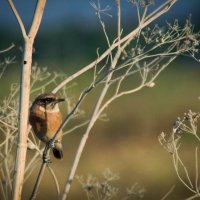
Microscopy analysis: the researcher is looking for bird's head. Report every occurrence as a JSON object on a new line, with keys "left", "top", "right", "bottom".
{"left": 32, "top": 93, "right": 65, "bottom": 112}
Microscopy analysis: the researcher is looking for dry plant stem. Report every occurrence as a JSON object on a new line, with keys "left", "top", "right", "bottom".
{"left": 26, "top": 146, "right": 42, "bottom": 170}
{"left": 63, "top": 120, "right": 89, "bottom": 136}
{"left": 160, "top": 185, "right": 175, "bottom": 200}
{"left": 24, "top": 158, "right": 40, "bottom": 183}
{"left": 98, "top": 56, "right": 177, "bottom": 118}
{"left": 97, "top": 11, "right": 113, "bottom": 62}
{"left": 116, "top": 0, "right": 121, "bottom": 51}
{"left": 61, "top": 53, "right": 121, "bottom": 200}
{"left": 0, "top": 43, "right": 15, "bottom": 54}
{"left": 173, "top": 148, "right": 195, "bottom": 193}
{"left": 29, "top": 162, "right": 47, "bottom": 200}
{"left": 0, "top": 180, "right": 6, "bottom": 200}
{"left": 7, "top": 0, "right": 26, "bottom": 38}
{"left": 12, "top": 30, "right": 33, "bottom": 200}
{"left": 25, "top": 151, "right": 42, "bottom": 176}
{"left": 186, "top": 194, "right": 200, "bottom": 200}
{"left": 174, "top": 147, "right": 200, "bottom": 200}
{"left": 8, "top": 1, "right": 47, "bottom": 200}
{"left": 29, "top": 143, "right": 50, "bottom": 200}
{"left": 195, "top": 147, "right": 199, "bottom": 195}
{"left": 30, "top": 86, "right": 93, "bottom": 199}
{"left": 47, "top": 165, "right": 61, "bottom": 199}
{"left": 4, "top": 130, "right": 12, "bottom": 191}
{"left": 52, "top": 0, "right": 176, "bottom": 93}
{"left": 172, "top": 132, "right": 196, "bottom": 194}
{"left": 60, "top": 2, "right": 177, "bottom": 199}
{"left": 145, "top": 0, "right": 176, "bottom": 21}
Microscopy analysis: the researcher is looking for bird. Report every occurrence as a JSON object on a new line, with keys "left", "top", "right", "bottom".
{"left": 29, "top": 93, "right": 65, "bottom": 160}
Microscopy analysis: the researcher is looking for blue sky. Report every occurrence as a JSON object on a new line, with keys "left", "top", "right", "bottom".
{"left": 0, "top": 0, "right": 200, "bottom": 32}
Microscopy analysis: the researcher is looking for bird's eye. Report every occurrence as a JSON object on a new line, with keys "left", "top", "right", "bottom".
{"left": 44, "top": 98, "right": 53, "bottom": 103}
{"left": 36, "top": 97, "right": 55, "bottom": 105}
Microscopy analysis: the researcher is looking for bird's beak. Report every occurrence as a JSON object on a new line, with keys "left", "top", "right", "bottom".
{"left": 55, "top": 98, "right": 65, "bottom": 104}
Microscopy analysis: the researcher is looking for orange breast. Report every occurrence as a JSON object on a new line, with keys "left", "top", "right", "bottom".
{"left": 29, "top": 105, "right": 63, "bottom": 143}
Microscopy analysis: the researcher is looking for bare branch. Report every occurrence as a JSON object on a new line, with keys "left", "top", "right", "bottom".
{"left": 7, "top": 0, "right": 27, "bottom": 38}
{"left": 160, "top": 185, "right": 175, "bottom": 200}
{"left": 195, "top": 147, "right": 200, "bottom": 195}
{"left": 159, "top": 110, "right": 200, "bottom": 198}
{"left": 47, "top": 165, "right": 61, "bottom": 200}
{"left": 52, "top": 0, "right": 177, "bottom": 93}
{"left": 11, "top": 1, "right": 47, "bottom": 200}
{"left": 0, "top": 43, "right": 15, "bottom": 54}
{"left": 28, "top": 0, "right": 47, "bottom": 39}
{"left": 116, "top": 0, "right": 121, "bottom": 51}
{"left": 29, "top": 162, "right": 47, "bottom": 200}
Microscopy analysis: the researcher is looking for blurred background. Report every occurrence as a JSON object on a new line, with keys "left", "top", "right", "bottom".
{"left": 0, "top": 0, "right": 200, "bottom": 199}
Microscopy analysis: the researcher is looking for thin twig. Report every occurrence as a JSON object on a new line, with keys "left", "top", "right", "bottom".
{"left": 30, "top": 84, "right": 95, "bottom": 199}
{"left": 29, "top": 162, "right": 47, "bottom": 200}
{"left": 185, "top": 194, "right": 200, "bottom": 200}
{"left": 4, "top": 130, "right": 12, "bottom": 192}
{"left": 160, "top": 185, "right": 175, "bottom": 200}
{"left": 28, "top": 0, "right": 47, "bottom": 39}
{"left": 59, "top": 2, "right": 179, "bottom": 199}
{"left": 145, "top": 0, "right": 177, "bottom": 22}
{"left": 63, "top": 120, "right": 89, "bottom": 136}
{"left": 0, "top": 179, "right": 6, "bottom": 200}
{"left": 7, "top": 0, "right": 27, "bottom": 38}
{"left": 0, "top": 43, "right": 15, "bottom": 54}
{"left": 97, "top": 9, "right": 113, "bottom": 63}
{"left": 172, "top": 132, "right": 196, "bottom": 193}
{"left": 24, "top": 158, "right": 40, "bottom": 183}
{"left": 52, "top": 0, "right": 177, "bottom": 93}
{"left": 116, "top": 0, "right": 121, "bottom": 51}
{"left": 30, "top": 61, "right": 112, "bottom": 199}
{"left": 25, "top": 151, "right": 41, "bottom": 175}
{"left": 195, "top": 147, "right": 200, "bottom": 195}
{"left": 61, "top": 31, "right": 123, "bottom": 200}
{"left": 47, "top": 165, "right": 61, "bottom": 200}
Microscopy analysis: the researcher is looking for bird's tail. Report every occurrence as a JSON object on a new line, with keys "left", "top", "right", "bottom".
{"left": 53, "top": 140, "right": 63, "bottom": 159}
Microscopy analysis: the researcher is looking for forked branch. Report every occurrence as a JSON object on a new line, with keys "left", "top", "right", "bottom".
{"left": 8, "top": 1, "right": 47, "bottom": 200}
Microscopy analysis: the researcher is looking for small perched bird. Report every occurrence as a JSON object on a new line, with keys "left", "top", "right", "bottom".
{"left": 29, "top": 93, "right": 65, "bottom": 159}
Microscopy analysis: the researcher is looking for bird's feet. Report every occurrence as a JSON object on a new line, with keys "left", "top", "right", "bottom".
{"left": 47, "top": 139, "right": 55, "bottom": 149}
{"left": 42, "top": 151, "right": 52, "bottom": 164}
{"left": 42, "top": 153, "right": 52, "bottom": 163}
{"left": 42, "top": 139, "right": 55, "bottom": 163}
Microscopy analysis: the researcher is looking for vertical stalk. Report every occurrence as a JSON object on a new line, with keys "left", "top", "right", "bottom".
{"left": 61, "top": 48, "right": 122, "bottom": 200}
{"left": 29, "top": 161, "right": 47, "bottom": 200}
{"left": 8, "top": 1, "right": 47, "bottom": 199}
{"left": 12, "top": 37, "right": 33, "bottom": 200}
{"left": 116, "top": 0, "right": 121, "bottom": 51}
{"left": 61, "top": 2, "right": 178, "bottom": 199}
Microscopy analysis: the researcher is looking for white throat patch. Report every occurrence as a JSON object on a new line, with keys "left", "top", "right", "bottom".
{"left": 39, "top": 104, "right": 60, "bottom": 113}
